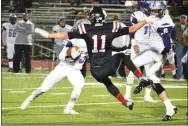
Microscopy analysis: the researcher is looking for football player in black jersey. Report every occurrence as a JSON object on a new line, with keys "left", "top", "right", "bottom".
{"left": 35, "top": 6, "right": 157, "bottom": 110}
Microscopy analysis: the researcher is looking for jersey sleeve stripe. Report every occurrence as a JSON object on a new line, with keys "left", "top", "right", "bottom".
{"left": 112, "top": 21, "right": 119, "bottom": 32}
{"left": 78, "top": 24, "right": 86, "bottom": 34}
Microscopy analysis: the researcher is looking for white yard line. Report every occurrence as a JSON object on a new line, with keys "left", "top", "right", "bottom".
{"left": 2, "top": 83, "right": 187, "bottom": 91}
{"left": 2, "top": 99, "right": 187, "bottom": 110}
{"left": 92, "top": 95, "right": 110, "bottom": 97}
{"left": 9, "top": 91, "right": 26, "bottom": 93}
{"left": 2, "top": 72, "right": 187, "bottom": 82}
{"left": 51, "top": 93, "right": 67, "bottom": 96}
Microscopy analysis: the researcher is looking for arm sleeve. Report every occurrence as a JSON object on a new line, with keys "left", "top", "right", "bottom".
{"left": 2, "top": 26, "right": 7, "bottom": 46}
{"left": 58, "top": 47, "right": 69, "bottom": 61}
{"left": 157, "top": 26, "right": 173, "bottom": 51}
{"left": 113, "top": 27, "right": 129, "bottom": 38}
{"left": 129, "top": 13, "right": 139, "bottom": 39}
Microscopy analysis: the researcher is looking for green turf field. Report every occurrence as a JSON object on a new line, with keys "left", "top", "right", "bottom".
{"left": 1, "top": 68, "right": 188, "bottom": 125}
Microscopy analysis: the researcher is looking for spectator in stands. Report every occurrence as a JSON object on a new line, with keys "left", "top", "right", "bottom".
{"left": 70, "top": 0, "right": 86, "bottom": 6}
{"left": 172, "top": 0, "right": 188, "bottom": 15}
{"left": 8, "top": 0, "right": 15, "bottom": 13}
{"left": 182, "top": 22, "right": 188, "bottom": 80}
{"left": 103, "top": 0, "right": 120, "bottom": 4}
{"left": 92, "top": 0, "right": 103, "bottom": 4}
{"left": 52, "top": 18, "right": 72, "bottom": 63}
{"left": 173, "top": 14, "right": 188, "bottom": 79}
{"left": 13, "top": 13, "right": 34, "bottom": 74}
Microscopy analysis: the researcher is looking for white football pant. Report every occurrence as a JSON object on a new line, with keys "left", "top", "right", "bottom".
{"left": 132, "top": 49, "right": 163, "bottom": 83}
{"left": 39, "top": 64, "right": 84, "bottom": 109}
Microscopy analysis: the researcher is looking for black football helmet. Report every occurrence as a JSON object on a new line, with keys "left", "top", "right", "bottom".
{"left": 89, "top": 6, "right": 106, "bottom": 25}
{"left": 9, "top": 14, "right": 17, "bottom": 25}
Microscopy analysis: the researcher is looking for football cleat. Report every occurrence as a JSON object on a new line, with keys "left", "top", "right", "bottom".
{"left": 162, "top": 107, "right": 178, "bottom": 121}
{"left": 144, "top": 96, "right": 157, "bottom": 103}
{"left": 133, "top": 85, "right": 143, "bottom": 94}
{"left": 162, "top": 115, "right": 171, "bottom": 121}
{"left": 124, "top": 101, "right": 134, "bottom": 110}
{"left": 161, "top": 74, "right": 166, "bottom": 78}
{"left": 172, "top": 74, "right": 177, "bottom": 79}
{"left": 7, "top": 68, "right": 13, "bottom": 72}
{"left": 133, "top": 79, "right": 153, "bottom": 94}
{"left": 64, "top": 109, "right": 79, "bottom": 115}
{"left": 20, "top": 98, "right": 32, "bottom": 110}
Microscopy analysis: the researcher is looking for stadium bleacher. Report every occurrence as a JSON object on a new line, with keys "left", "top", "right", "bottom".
{"left": 1, "top": 0, "right": 132, "bottom": 60}
{"left": 1, "top": 0, "right": 179, "bottom": 60}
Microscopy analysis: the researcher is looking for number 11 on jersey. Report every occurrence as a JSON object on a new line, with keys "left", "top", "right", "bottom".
{"left": 92, "top": 35, "right": 106, "bottom": 53}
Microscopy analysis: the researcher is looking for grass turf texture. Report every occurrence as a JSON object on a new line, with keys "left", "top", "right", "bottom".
{"left": 1, "top": 68, "right": 188, "bottom": 125}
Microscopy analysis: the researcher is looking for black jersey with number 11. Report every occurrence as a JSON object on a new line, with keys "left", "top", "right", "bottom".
{"left": 68, "top": 21, "right": 129, "bottom": 66}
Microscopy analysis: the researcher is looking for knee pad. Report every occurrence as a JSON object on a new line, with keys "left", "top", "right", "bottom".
{"left": 152, "top": 83, "right": 165, "bottom": 95}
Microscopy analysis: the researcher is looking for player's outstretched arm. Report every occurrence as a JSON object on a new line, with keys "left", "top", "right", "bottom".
{"left": 35, "top": 28, "right": 68, "bottom": 39}
{"left": 129, "top": 20, "right": 147, "bottom": 33}
{"left": 129, "top": 15, "right": 158, "bottom": 33}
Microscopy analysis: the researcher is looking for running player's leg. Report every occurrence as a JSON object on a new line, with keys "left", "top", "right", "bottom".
{"left": 91, "top": 54, "right": 134, "bottom": 110}
{"left": 125, "top": 47, "right": 140, "bottom": 100}
{"left": 167, "top": 51, "right": 177, "bottom": 78}
{"left": 20, "top": 64, "right": 67, "bottom": 110}
{"left": 148, "top": 71, "right": 178, "bottom": 121}
{"left": 65, "top": 69, "right": 85, "bottom": 114}
{"left": 144, "top": 63, "right": 157, "bottom": 103}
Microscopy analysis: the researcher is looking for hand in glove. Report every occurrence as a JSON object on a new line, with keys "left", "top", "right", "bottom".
{"left": 146, "top": 15, "right": 159, "bottom": 24}
{"left": 131, "top": 39, "right": 140, "bottom": 53}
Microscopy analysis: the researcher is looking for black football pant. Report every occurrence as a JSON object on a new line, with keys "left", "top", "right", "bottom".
{"left": 91, "top": 53, "right": 123, "bottom": 85}
{"left": 90, "top": 54, "right": 126, "bottom": 98}
{"left": 13, "top": 44, "right": 32, "bottom": 73}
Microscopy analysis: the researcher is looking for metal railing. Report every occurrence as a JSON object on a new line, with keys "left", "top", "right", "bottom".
{"left": 33, "top": 43, "right": 55, "bottom": 59}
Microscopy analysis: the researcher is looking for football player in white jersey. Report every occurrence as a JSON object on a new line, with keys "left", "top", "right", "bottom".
{"left": 111, "top": 15, "right": 130, "bottom": 78}
{"left": 2, "top": 14, "right": 17, "bottom": 72}
{"left": 52, "top": 18, "right": 72, "bottom": 61}
{"left": 132, "top": 1, "right": 178, "bottom": 121}
{"left": 124, "top": 2, "right": 157, "bottom": 103}
{"left": 21, "top": 39, "right": 88, "bottom": 115}
{"left": 71, "top": 13, "right": 91, "bottom": 78}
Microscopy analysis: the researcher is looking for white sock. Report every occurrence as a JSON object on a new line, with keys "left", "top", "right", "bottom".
{"left": 162, "top": 68, "right": 164, "bottom": 74}
{"left": 163, "top": 99, "right": 173, "bottom": 109}
{"left": 125, "top": 84, "right": 132, "bottom": 99}
{"left": 66, "top": 87, "right": 82, "bottom": 110}
{"left": 144, "top": 87, "right": 151, "bottom": 97}
{"left": 127, "top": 72, "right": 135, "bottom": 84}
{"left": 8, "top": 61, "right": 13, "bottom": 69}
{"left": 172, "top": 69, "right": 176, "bottom": 75}
{"left": 20, "top": 63, "right": 22, "bottom": 69}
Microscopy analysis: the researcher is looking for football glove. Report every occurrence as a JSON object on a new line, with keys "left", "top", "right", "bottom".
{"left": 146, "top": 15, "right": 159, "bottom": 24}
